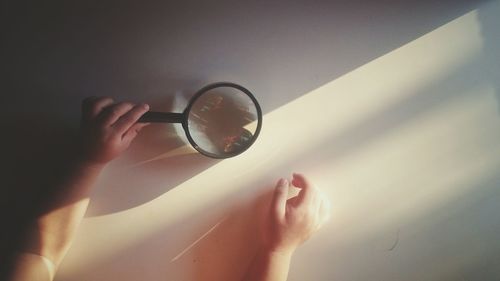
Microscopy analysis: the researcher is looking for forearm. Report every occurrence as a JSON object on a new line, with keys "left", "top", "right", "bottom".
{"left": 23, "top": 160, "right": 104, "bottom": 267}
{"left": 8, "top": 97, "right": 149, "bottom": 280}
{"left": 243, "top": 248, "right": 293, "bottom": 281}
{"left": 9, "top": 253, "right": 57, "bottom": 281}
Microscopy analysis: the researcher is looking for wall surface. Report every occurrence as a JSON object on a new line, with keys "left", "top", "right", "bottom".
{"left": 2, "top": 0, "right": 500, "bottom": 280}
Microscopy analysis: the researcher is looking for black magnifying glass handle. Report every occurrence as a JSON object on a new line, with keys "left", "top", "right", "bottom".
{"left": 138, "top": 111, "right": 184, "bottom": 123}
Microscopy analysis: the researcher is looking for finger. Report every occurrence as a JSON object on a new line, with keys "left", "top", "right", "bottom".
{"left": 271, "top": 178, "right": 289, "bottom": 223}
{"left": 98, "top": 102, "right": 135, "bottom": 127}
{"left": 112, "top": 104, "right": 149, "bottom": 135}
{"left": 82, "top": 97, "right": 114, "bottom": 120}
{"left": 291, "top": 173, "right": 316, "bottom": 206}
{"left": 122, "top": 122, "right": 150, "bottom": 145}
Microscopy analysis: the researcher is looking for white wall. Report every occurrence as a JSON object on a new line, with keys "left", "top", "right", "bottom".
{"left": 2, "top": 0, "right": 500, "bottom": 280}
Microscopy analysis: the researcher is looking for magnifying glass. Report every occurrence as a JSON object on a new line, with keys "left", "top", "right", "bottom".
{"left": 139, "top": 82, "right": 263, "bottom": 159}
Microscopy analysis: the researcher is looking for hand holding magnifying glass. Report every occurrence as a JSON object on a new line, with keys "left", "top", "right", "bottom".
{"left": 138, "top": 82, "right": 263, "bottom": 159}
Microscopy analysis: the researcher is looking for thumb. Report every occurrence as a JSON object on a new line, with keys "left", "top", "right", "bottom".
{"left": 271, "top": 178, "right": 289, "bottom": 223}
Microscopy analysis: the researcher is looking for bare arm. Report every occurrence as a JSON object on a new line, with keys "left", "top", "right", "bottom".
{"left": 243, "top": 174, "right": 331, "bottom": 281}
{"left": 9, "top": 97, "right": 149, "bottom": 281}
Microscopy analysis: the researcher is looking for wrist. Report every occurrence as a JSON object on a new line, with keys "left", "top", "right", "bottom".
{"left": 76, "top": 160, "right": 106, "bottom": 173}
{"left": 269, "top": 249, "right": 294, "bottom": 261}
{"left": 261, "top": 245, "right": 296, "bottom": 259}
{"left": 72, "top": 155, "right": 106, "bottom": 174}
{"left": 76, "top": 140, "right": 112, "bottom": 170}
{"left": 257, "top": 247, "right": 293, "bottom": 268}
{"left": 73, "top": 148, "right": 107, "bottom": 172}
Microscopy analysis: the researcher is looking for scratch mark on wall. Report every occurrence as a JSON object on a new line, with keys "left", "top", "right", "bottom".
{"left": 387, "top": 229, "right": 401, "bottom": 251}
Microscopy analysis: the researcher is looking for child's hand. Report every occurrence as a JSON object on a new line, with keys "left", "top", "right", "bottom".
{"left": 263, "top": 173, "right": 331, "bottom": 254}
{"left": 79, "top": 97, "right": 150, "bottom": 167}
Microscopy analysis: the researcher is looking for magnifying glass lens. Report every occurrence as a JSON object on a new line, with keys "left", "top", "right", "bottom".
{"left": 187, "top": 86, "right": 260, "bottom": 157}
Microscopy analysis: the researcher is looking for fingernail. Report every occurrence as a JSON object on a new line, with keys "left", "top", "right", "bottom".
{"left": 142, "top": 103, "right": 149, "bottom": 110}
{"left": 277, "top": 178, "right": 287, "bottom": 186}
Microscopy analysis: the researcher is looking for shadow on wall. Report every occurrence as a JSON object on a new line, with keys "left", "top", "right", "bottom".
{"left": 445, "top": 173, "right": 500, "bottom": 280}
{"left": 0, "top": 0, "right": 488, "bottom": 114}
{"left": 478, "top": 0, "right": 500, "bottom": 114}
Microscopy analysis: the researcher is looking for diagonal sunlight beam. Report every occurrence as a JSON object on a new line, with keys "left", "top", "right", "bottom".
{"left": 58, "top": 7, "right": 498, "bottom": 277}
{"left": 170, "top": 216, "right": 227, "bottom": 262}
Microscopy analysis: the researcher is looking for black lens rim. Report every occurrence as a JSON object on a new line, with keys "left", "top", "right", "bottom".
{"left": 182, "top": 82, "right": 263, "bottom": 159}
